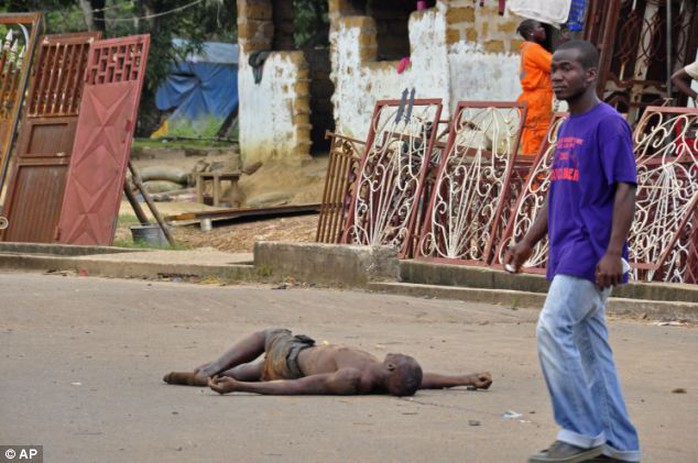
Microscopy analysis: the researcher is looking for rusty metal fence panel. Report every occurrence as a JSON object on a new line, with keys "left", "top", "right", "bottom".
{"left": 492, "top": 113, "right": 568, "bottom": 274}
{"left": 629, "top": 106, "right": 698, "bottom": 283}
{"left": 0, "top": 32, "right": 98, "bottom": 243}
{"left": 315, "top": 131, "right": 363, "bottom": 244}
{"left": 585, "top": 0, "right": 698, "bottom": 124}
{"left": 340, "top": 98, "right": 443, "bottom": 258}
{"left": 57, "top": 34, "right": 150, "bottom": 245}
{"left": 0, "top": 12, "right": 42, "bottom": 192}
{"left": 494, "top": 106, "right": 698, "bottom": 284}
{"left": 415, "top": 102, "right": 526, "bottom": 266}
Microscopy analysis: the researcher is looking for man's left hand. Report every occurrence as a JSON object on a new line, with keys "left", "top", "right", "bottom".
{"left": 596, "top": 253, "right": 623, "bottom": 288}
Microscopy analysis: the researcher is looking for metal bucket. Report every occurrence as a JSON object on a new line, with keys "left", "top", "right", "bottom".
{"left": 130, "top": 224, "right": 168, "bottom": 246}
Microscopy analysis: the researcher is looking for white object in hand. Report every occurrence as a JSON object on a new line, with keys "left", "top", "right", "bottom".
{"left": 621, "top": 258, "right": 631, "bottom": 274}
{"left": 504, "top": 263, "right": 516, "bottom": 273}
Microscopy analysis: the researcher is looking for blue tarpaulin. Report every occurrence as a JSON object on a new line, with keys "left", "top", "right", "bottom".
{"left": 153, "top": 40, "right": 239, "bottom": 137}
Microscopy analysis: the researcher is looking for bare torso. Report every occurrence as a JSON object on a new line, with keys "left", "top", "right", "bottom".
{"left": 298, "top": 345, "right": 380, "bottom": 373}
{"left": 297, "top": 345, "right": 386, "bottom": 393}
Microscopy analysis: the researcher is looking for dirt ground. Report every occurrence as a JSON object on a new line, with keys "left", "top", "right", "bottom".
{"left": 2, "top": 273, "right": 696, "bottom": 463}
{"left": 170, "top": 214, "right": 319, "bottom": 253}
{"left": 118, "top": 149, "right": 327, "bottom": 252}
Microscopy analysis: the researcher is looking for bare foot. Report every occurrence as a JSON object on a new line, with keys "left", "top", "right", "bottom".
{"left": 163, "top": 371, "right": 209, "bottom": 386}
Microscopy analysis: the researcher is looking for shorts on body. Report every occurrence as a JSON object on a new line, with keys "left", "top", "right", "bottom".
{"left": 260, "top": 329, "right": 316, "bottom": 381}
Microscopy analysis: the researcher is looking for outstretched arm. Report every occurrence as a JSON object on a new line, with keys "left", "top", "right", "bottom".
{"left": 208, "top": 368, "right": 363, "bottom": 396}
{"left": 420, "top": 371, "right": 492, "bottom": 390}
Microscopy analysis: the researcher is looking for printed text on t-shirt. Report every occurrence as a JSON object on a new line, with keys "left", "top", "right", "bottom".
{"left": 551, "top": 137, "right": 582, "bottom": 182}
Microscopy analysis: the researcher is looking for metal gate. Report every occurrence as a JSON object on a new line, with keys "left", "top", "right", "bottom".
{"left": 0, "top": 32, "right": 99, "bottom": 243}
{"left": 585, "top": 0, "right": 698, "bottom": 124}
{"left": 56, "top": 34, "right": 150, "bottom": 245}
{"left": 629, "top": 106, "right": 698, "bottom": 283}
{"left": 0, "top": 13, "right": 42, "bottom": 192}
{"left": 340, "top": 98, "right": 442, "bottom": 258}
{"left": 416, "top": 102, "right": 526, "bottom": 266}
{"left": 315, "top": 131, "right": 363, "bottom": 244}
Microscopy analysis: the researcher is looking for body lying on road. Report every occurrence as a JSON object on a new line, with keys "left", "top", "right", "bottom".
{"left": 164, "top": 328, "right": 492, "bottom": 396}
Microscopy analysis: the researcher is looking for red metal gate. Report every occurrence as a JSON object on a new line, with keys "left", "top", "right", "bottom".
{"left": 493, "top": 113, "right": 568, "bottom": 273}
{"left": 629, "top": 106, "right": 698, "bottom": 283}
{"left": 340, "top": 98, "right": 443, "bottom": 258}
{"left": 56, "top": 34, "right": 150, "bottom": 245}
{"left": 416, "top": 102, "right": 526, "bottom": 266}
{"left": 0, "top": 13, "right": 42, "bottom": 192}
{"left": 0, "top": 32, "right": 99, "bottom": 243}
{"left": 585, "top": 0, "right": 698, "bottom": 124}
{"left": 315, "top": 131, "right": 364, "bottom": 244}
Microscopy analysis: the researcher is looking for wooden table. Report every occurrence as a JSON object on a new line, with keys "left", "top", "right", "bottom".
{"left": 195, "top": 171, "right": 241, "bottom": 207}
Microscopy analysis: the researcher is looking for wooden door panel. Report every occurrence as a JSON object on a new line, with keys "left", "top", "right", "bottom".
{"left": 57, "top": 34, "right": 150, "bottom": 245}
{"left": 0, "top": 32, "right": 99, "bottom": 242}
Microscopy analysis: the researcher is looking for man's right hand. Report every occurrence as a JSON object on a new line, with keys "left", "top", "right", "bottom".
{"left": 503, "top": 241, "right": 533, "bottom": 273}
{"left": 208, "top": 375, "right": 238, "bottom": 394}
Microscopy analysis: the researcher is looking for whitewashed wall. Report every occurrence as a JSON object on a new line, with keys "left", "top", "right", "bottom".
{"left": 238, "top": 51, "right": 307, "bottom": 166}
{"left": 330, "top": 3, "right": 521, "bottom": 141}
{"left": 448, "top": 41, "right": 521, "bottom": 105}
{"left": 237, "top": 1, "right": 525, "bottom": 163}
{"left": 331, "top": 8, "right": 449, "bottom": 140}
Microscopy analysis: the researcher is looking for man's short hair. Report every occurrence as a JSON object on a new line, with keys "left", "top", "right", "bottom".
{"left": 389, "top": 355, "right": 423, "bottom": 397}
{"left": 555, "top": 40, "right": 599, "bottom": 70}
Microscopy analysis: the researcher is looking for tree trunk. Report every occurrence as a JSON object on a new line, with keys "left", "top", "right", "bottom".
{"left": 78, "top": 0, "right": 107, "bottom": 33}
{"left": 78, "top": 0, "right": 96, "bottom": 31}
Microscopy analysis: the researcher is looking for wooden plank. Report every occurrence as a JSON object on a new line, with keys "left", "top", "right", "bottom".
{"left": 166, "top": 203, "right": 321, "bottom": 223}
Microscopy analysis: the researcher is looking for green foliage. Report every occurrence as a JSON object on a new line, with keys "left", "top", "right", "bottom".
{"left": 294, "top": 0, "right": 329, "bottom": 48}
{"left": 117, "top": 213, "right": 141, "bottom": 227}
{"left": 3, "top": 1, "right": 326, "bottom": 135}
{"left": 159, "top": 115, "right": 229, "bottom": 139}
{"left": 45, "top": 7, "right": 88, "bottom": 33}
{"left": 4, "top": 0, "right": 237, "bottom": 136}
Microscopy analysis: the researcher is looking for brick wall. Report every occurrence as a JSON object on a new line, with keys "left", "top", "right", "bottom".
{"left": 237, "top": 0, "right": 311, "bottom": 167}
{"left": 328, "top": 0, "right": 522, "bottom": 140}
{"left": 237, "top": 0, "right": 524, "bottom": 161}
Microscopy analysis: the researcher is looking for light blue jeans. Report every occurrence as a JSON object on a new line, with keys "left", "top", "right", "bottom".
{"left": 537, "top": 274, "right": 640, "bottom": 462}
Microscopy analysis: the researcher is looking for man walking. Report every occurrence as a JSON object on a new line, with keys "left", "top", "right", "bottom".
{"left": 504, "top": 40, "right": 641, "bottom": 463}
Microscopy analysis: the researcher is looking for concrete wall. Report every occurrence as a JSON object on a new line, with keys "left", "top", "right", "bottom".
{"left": 237, "top": 0, "right": 312, "bottom": 167}
{"left": 254, "top": 241, "right": 399, "bottom": 288}
{"left": 329, "top": 0, "right": 523, "bottom": 141}
{"left": 236, "top": 0, "right": 524, "bottom": 161}
{"left": 237, "top": 51, "right": 311, "bottom": 166}
{"left": 446, "top": 1, "right": 522, "bottom": 104}
{"left": 329, "top": 7, "right": 451, "bottom": 140}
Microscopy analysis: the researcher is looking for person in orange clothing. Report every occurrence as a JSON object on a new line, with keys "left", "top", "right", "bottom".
{"left": 516, "top": 19, "right": 554, "bottom": 157}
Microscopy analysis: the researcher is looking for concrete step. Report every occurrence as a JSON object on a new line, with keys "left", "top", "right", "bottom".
{"left": 368, "top": 281, "right": 698, "bottom": 322}
{"left": 399, "top": 259, "right": 698, "bottom": 303}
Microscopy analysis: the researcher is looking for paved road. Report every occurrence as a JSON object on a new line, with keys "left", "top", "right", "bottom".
{"left": 1, "top": 271, "right": 696, "bottom": 463}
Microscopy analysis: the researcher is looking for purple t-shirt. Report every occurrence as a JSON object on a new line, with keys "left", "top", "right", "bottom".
{"left": 546, "top": 102, "right": 637, "bottom": 283}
